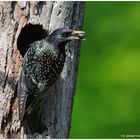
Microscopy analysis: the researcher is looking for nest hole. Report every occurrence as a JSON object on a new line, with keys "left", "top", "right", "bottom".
{"left": 17, "top": 24, "right": 48, "bottom": 57}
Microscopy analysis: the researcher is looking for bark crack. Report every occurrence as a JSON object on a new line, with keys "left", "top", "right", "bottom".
{"left": 2, "top": 48, "right": 9, "bottom": 92}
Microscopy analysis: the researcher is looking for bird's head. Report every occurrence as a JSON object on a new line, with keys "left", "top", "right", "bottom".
{"left": 47, "top": 28, "right": 85, "bottom": 46}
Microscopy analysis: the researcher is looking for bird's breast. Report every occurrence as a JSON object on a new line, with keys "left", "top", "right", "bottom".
{"left": 40, "top": 53, "right": 65, "bottom": 85}
{"left": 26, "top": 51, "right": 65, "bottom": 87}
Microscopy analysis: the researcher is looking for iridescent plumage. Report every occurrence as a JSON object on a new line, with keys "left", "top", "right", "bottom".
{"left": 17, "top": 28, "right": 85, "bottom": 121}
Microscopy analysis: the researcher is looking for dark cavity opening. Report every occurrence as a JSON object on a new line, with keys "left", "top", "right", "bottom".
{"left": 17, "top": 24, "right": 48, "bottom": 56}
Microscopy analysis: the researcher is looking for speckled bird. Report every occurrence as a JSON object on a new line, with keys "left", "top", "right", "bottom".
{"left": 17, "top": 28, "right": 85, "bottom": 121}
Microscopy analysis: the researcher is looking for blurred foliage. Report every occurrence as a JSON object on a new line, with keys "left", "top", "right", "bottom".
{"left": 70, "top": 2, "right": 140, "bottom": 138}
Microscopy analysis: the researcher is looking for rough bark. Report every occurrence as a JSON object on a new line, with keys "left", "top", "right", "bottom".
{"left": 0, "top": 1, "right": 85, "bottom": 138}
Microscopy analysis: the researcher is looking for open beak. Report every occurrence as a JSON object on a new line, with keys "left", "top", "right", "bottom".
{"left": 70, "top": 30, "right": 85, "bottom": 40}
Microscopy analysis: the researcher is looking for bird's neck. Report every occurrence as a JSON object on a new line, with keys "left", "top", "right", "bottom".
{"left": 46, "top": 38, "right": 66, "bottom": 55}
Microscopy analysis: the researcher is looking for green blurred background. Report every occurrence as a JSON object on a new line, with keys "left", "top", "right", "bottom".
{"left": 70, "top": 2, "right": 140, "bottom": 138}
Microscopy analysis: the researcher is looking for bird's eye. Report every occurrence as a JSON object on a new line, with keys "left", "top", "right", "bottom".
{"left": 62, "top": 31, "right": 72, "bottom": 37}
{"left": 62, "top": 33, "right": 67, "bottom": 37}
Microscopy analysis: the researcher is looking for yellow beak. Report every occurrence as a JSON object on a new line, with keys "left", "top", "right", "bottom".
{"left": 71, "top": 30, "right": 85, "bottom": 40}
{"left": 72, "top": 30, "right": 85, "bottom": 34}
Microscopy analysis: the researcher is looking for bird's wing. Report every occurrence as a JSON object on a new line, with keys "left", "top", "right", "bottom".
{"left": 17, "top": 40, "right": 51, "bottom": 121}
{"left": 18, "top": 86, "right": 28, "bottom": 121}
{"left": 17, "top": 54, "right": 37, "bottom": 121}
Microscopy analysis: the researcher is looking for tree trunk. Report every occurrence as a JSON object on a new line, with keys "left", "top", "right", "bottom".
{"left": 0, "top": 1, "right": 85, "bottom": 138}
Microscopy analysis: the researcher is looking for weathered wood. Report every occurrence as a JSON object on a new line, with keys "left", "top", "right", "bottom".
{"left": 0, "top": 1, "right": 85, "bottom": 138}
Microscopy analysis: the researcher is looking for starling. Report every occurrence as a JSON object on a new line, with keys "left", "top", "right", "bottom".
{"left": 17, "top": 28, "right": 85, "bottom": 121}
